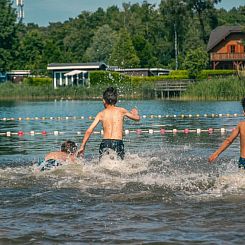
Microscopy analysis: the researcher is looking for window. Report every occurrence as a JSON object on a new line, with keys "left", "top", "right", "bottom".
{"left": 230, "top": 45, "right": 236, "bottom": 53}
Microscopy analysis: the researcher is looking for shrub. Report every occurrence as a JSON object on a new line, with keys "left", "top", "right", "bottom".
{"left": 89, "top": 71, "right": 131, "bottom": 86}
{"left": 197, "top": 70, "right": 235, "bottom": 79}
{"left": 183, "top": 48, "right": 209, "bottom": 79}
{"left": 23, "top": 77, "right": 52, "bottom": 86}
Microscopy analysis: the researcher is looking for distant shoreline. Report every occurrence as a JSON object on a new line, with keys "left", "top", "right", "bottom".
{"left": 0, "top": 76, "right": 244, "bottom": 101}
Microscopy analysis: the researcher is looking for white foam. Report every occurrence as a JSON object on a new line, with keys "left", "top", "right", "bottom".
{"left": 1, "top": 148, "right": 244, "bottom": 199}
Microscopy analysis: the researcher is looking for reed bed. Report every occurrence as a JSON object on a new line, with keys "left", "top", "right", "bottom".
{"left": 182, "top": 77, "right": 245, "bottom": 100}
{"left": 1, "top": 76, "right": 243, "bottom": 101}
{"left": 0, "top": 82, "right": 154, "bottom": 100}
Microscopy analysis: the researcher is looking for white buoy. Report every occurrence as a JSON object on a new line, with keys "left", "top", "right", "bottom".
{"left": 54, "top": 131, "right": 59, "bottom": 135}
{"left": 149, "top": 129, "right": 154, "bottom": 134}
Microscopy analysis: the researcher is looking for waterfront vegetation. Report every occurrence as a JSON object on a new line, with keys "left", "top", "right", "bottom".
{"left": 0, "top": 81, "right": 154, "bottom": 100}
{"left": 0, "top": 70, "right": 243, "bottom": 101}
{"left": 182, "top": 76, "right": 245, "bottom": 100}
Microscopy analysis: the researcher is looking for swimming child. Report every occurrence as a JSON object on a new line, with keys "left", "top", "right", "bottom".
{"left": 208, "top": 97, "right": 245, "bottom": 169}
{"left": 76, "top": 86, "right": 140, "bottom": 160}
{"left": 36, "top": 140, "right": 78, "bottom": 171}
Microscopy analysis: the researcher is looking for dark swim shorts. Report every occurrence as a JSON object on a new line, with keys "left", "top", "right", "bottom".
{"left": 37, "top": 159, "right": 62, "bottom": 171}
{"left": 238, "top": 157, "right": 245, "bottom": 169}
{"left": 99, "top": 139, "right": 125, "bottom": 160}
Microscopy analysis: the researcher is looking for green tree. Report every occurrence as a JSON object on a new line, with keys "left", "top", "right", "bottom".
{"left": 185, "top": 0, "right": 221, "bottom": 44}
{"left": 105, "top": 5, "right": 122, "bottom": 31}
{"left": 160, "top": 0, "right": 189, "bottom": 49}
{"left": 127, "top": 1, "right": 161, "bottom": 67}
{"left": 0, "top": 0, "right": 18, "bottom": 72}
{"left": 84, "top": 24, "right": 117, "bottom": 63}
{"left": 9, "top": 0, "right": 243, "bottom": 73}
{"left": 183, "top": 48, "right": 209, "bottom": 79}
{"left": 109, "top": 28, "right": 140, "bottom": 68}
{"left": 217, "top": 6, "right": 245, "bottom": 26}
{"left": 159, "top": 0, "right": 189, "bottom": 69}
{"left": 18, "top": 30, "right": 45, "bottom": 70}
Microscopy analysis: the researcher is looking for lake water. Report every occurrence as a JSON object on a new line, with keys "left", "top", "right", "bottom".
{"left": 0, "top": 100, "right": 245, "bottom": 244}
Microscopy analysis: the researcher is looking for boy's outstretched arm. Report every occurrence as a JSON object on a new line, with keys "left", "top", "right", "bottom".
{"left": 77, "top": 113, "right": 101, "bottom": 157}
{"left": 125, "top": 108, "right": 140, "bottom": 121}
{"left": 208, "top": 124, "right": 240, "bottom": 163}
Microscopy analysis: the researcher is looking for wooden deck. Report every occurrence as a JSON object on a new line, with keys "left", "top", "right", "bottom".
{"left": 154, "top": 80, "right": 194, "bottom": 99}
{"left": 210, "top": 53, "right": 245, "bottom": 61}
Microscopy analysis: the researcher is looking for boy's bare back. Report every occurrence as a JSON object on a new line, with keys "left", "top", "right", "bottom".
{"left": 98, "top": 106, "right": 138, "bottom": 140}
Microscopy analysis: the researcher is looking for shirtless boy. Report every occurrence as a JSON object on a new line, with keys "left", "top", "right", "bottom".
{"left": 77, "top": 87, "right": 140, "bottom": 160}
{"left": 45, "top": 140, "right": 77, "bottom": 162}
{"left": 36, "top": 140, "right": 78, "bottom": 172}
{"left": 208, "top": 97, "right": 245, "bottom": 169}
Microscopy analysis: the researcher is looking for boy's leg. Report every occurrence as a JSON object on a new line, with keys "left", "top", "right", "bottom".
{"left": 112, "top": 140, "right": 125, "bottom": 160}
{"left": 99, "top": 140, "right": 111, "bottom": 160}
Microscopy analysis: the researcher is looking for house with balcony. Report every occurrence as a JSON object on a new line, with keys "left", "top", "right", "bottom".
{"left": 207, "top": 26, "right": 245, "bottom": 70}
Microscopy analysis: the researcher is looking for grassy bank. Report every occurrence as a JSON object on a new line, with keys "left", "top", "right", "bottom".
{"left": 0, "top": 75, "right": 243, "bottom": 101}
{"left": 182, "top": 76, "right": 245, "bottom": 101}
{"left": 0, "top": 82, "right": 155, "bottom": 100}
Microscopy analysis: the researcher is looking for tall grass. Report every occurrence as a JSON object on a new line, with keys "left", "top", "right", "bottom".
{"left": 0, "top": 82, "right": 155, "bottom": 100}
{"left": 1, "top": 76, "right": 243, "bottom": 101}
{"left": 182, "top": 76, "right": 245, "bottom": 100}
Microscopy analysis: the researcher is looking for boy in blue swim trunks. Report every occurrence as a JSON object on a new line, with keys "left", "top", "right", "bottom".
{"left": 77, "top": 87, "right": 140, "bottom": 160}
{"left": 37, "top": 140, "right": 78, "bottom": 171}
{"left": 45, "top": 140, "right": 77, "bottom": 162}
{"left": 209, "top": 97, "right": 245, "bottom": 169}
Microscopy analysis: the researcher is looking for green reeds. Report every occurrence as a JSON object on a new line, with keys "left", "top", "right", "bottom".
{"left": 182, "top": 76, "right": 245, "bottom": 100}
{"left": 2, "top": 76, "right": 242, "bottom": 101}
{"left": 0, "top": 82, "right": 154, "bottom": 100}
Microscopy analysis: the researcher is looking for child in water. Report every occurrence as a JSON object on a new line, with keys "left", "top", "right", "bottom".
{"left": 77, "top": 87, "right": 140, "bottom": 160}
{"left": 208, "top": 97, "right": 245, "bottom": 169}
{"left": 37, "top": 140, "right": 78, "bottom": 171}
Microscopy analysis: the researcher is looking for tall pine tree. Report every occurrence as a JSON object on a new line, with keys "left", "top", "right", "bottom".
{"left": 0, "top": 0, "right": 18, "bottom": 72}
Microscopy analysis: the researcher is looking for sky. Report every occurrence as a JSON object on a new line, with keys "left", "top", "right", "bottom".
{"left": 15, "top": 0, "right": 245, "bottom": 26}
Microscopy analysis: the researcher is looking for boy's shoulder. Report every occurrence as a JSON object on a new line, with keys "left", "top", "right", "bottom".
{"left": 237, "top": 121, "right": 245, "bottom": 133}
{"left": 45, "top": 151, "right": 67, "bottom": 161}
{"left": 102, "top": 106, "right": 128, "bottom": 113}
{"left": 238, "top": 121, "right": 245, "bottom": 127}
{"left": 116, "top": 106, "right": 128, "bottom": 112}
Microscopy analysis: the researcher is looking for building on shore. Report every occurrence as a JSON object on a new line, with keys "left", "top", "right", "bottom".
{"left": 47, "top": 62, "right": 170, "bottom": 88}
{"left": 108, "top": 67, "right": 170, "bottom": 77}
{"left": 47, "top": 62, "right": 107, "bottom": 89}
{"left": 6, "top": 70, "right": 31, "bottom": 83}
{"left": 207, "top": 26, "right": 245, "bottom": 70}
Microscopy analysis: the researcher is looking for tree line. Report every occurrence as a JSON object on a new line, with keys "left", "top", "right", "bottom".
{"left": 0, "top": 0, "right": 244, "bottom": 74}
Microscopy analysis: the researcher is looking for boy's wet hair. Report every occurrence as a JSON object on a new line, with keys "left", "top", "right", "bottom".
{"left": 103, "top": 87, "right": 118, "bottom": 105}
{"left": 61, "top": 140, "right": 77, "bottom": 153}
{"left": 242, "top": 97, "right": 245, "bottom": 111}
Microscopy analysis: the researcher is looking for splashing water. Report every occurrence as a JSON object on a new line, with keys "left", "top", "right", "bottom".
{"left": 1, "top": 146, "right": 244, "bottom": 202}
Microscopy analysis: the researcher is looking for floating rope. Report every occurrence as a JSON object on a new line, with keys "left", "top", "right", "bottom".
{"left": 0, "top": 113, "right": 243, "bottom": 122}
{"left": 0, "top": 128, "right": 236, "bottom": 137}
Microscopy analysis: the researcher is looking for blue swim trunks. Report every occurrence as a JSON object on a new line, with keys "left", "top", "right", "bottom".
{"left": 36, "top": 159, "right": 62, "bottom": 171}
{"left": 238, "top": 157, "right": 245, "bottom": 169}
